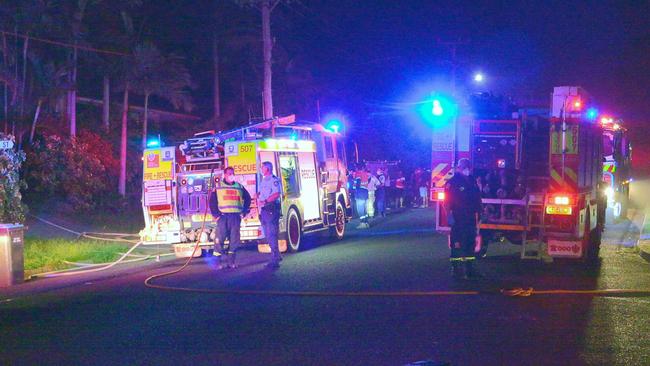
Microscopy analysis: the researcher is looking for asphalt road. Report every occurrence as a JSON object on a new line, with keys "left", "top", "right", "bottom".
{"left": 2, "top": 207, "right": 650, "bottom": 366}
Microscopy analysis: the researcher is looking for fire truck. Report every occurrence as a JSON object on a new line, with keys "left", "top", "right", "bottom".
{"left": 600, "top": 117, "right": 632, "bottom": 221}
{"left": 140, "top": 115, "right": 352, "bottom": 256}
{"left": 431, "top": 86, "right": 605, "bottom": 261}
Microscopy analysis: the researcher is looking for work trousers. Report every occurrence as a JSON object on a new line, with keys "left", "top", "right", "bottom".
{"left": 260, "top": 208, "right": 281, "bottom": 262}
{"left": 376, "top": 187, "right": 385, "bottom": 216}
{"left": 367, "top": 190, "right": 376, "bottom": 217}
{"left": 215, "top": 213, "right": 241, "bottom": 254}
{"left": 356, "top": 198, "right": 368, "bottom": 222}
{"left": 449, "top": 222, "right": 477, "bottom": 262}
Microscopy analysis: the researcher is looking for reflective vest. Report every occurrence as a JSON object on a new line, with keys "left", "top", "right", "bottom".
{"left": 354, "top": 171, "right": 369, "bottom": 189}
{"left": 395, "top": 177, "right": 406, "bottom": 189}
{"left": 215, "top": 181, "right": 245, "bottom": 213}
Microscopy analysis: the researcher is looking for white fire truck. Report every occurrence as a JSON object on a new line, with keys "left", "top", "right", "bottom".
{"left": 431, "top": 86, "right": 605, "bottom": 262}
{"left": 140, "top": 115, "right": 352, "bottom": 256}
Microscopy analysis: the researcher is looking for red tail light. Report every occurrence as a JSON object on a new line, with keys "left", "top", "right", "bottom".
{"left": 546, "top": 194, "right": 574, "bottom": 215}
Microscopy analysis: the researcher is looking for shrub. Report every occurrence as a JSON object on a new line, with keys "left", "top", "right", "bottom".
{"left": 24, "top": 130, "right": 119, "bottom": 211}
{"left": 0, "top": 134, "right": 27, "bottom": 223}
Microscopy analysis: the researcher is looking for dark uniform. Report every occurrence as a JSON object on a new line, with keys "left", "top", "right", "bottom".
{"left": 209, "top": 180, "right": 251, "bottom": 268}
{"left": 258, "top": 174, "right": 282, "bottom": 265}
{"left": 444, "top": 173, "right": 482, "bottom": 277}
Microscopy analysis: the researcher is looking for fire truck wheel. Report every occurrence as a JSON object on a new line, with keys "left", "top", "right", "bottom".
{"left": 286, "top": 208, "right": 302, "bottom": 252}
{"left": 330, "top": 200, "right": 346, "bottom": 240}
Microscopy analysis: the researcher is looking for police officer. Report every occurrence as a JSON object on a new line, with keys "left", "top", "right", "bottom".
{"left": 209, "top": 166, "right": 251, "bottom": 269}
{"left": 444, "top": 158, "right": 483, "bottom": 279}
{"left": 257, "top": 161, "right": 282, "bottom": 269}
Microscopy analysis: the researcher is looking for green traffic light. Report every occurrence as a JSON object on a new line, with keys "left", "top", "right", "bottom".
{"left": 432, "top": 100, "right": 444, "bottom": 116}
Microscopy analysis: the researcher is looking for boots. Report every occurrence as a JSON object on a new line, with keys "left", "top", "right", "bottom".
{"left": 228, "top": 252, "right": 237, "bottom": 269}
{"left": 465, "top": 260, "right": 483, "bottom": 279}
{"left": 451, "top": 261, "right": 465, "bottom": 279}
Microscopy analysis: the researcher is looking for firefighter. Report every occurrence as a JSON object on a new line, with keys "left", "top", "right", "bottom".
{"left": 444, "top": 158, "right": 483, "bottom": 279}
{"left": 257, "top": 161, "right": 282, "bottom": 269}
{"left": 395, "top": 171, "right": 406, "bottom": 208}
{"left": 209, "top": 166, "right": 251, "bottom": 269}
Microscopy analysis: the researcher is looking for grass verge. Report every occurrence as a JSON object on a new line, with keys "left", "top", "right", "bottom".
{"left": 24, "top": 236, "right": 131, "bottom": 277}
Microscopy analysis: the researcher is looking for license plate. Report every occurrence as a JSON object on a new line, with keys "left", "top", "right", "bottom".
{"left": 546, "top": 205, "right": 572, "bottom": 215}
{"left": 548, "top": 240, "right": 582, "bottom": 257}
{"left": 192, "top": 213, "right": 214, "bottom": 222}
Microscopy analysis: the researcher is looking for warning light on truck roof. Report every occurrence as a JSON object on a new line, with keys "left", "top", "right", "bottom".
{"left": 586, "top": 108, "right": 598, "bottom": 120}
{"left": 326, "top": 119, "right": 341, "bottom": 133}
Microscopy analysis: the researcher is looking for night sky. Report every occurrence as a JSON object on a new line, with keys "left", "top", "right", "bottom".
{"left": 136, "top": 1, "right": 650, "bottom": 172}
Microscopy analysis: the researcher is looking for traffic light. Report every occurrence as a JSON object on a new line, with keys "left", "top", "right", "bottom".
{"left": 419, "top": 93, "right": 456, "bottom": 127}
{"left": 326, "top": 119, "right": 342, "bottom": 133}
{"left": 586, "top": 108, "right": 598, "bottom": 121}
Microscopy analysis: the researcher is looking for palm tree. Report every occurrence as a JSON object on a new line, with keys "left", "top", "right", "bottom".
{"left": 129, "top": 43, "right": 193, "bottom": 149}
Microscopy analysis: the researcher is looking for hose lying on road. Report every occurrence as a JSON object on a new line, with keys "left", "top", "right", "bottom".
{"left": 27, "top": 214, "right": 168, "bottom": 279}
{"left": 29, "top": 239, "right": 145, "bottom": 279}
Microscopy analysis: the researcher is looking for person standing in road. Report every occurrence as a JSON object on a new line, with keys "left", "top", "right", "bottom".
{"left": 209, "top": 166, "right": 251, "bottom": 269}
{"left": 395, "top": 171, "right": 406, "bottom": 208}
{"left": 366, "top": 168, "right": 381, "bottom": 218}
{"left": 353, "top": 176, "right": 370, "bottom": 228}
{"left": 257, "top": 161, "right": 283, "bottom": 268}
{"left": 444, "top": 158, "right": 483, "bottom": 279}
{"left": 376, "top": 168, "right": 387, "bottom": 217}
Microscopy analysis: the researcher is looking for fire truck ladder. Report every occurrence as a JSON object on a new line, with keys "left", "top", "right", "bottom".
{"left": 520, "top": 193, "right": 546, "bottom": 260}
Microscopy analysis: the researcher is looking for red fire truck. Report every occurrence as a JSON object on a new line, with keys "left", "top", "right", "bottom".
{"left": 432, "top": 86, "right": 605, "bottom": 261}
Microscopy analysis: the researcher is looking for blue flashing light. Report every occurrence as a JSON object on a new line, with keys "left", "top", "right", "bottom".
{"left": 326, "top": 119, "right": 342, "bottom": 133}
{"left": 290, "top": 132, "right": 298, "bottom": 140}
{"left": 586, "top": 108, "right": 598, "bottom": 120}
{"left": 146, "top": 139, "right": 160, "bottom": 148}
{"left": 418, "top": 93, "right": 456, "bottom": 127}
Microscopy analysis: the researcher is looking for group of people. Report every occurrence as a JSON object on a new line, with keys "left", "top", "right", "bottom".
{"left": 349, "top": 164, "right": 393, "bottom": 229}
{"left": 208, "top": 158, "right": 484, "bottom": 280}
{"left": 348, "top": 164, "right": 432, "bottom": 229}
{"left": 208, "top": 162, "right": 283, "bottom": 270}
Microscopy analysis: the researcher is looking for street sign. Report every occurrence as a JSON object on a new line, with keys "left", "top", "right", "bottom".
{"left": 0, "top": 140, "right": 14, "bottom": 150}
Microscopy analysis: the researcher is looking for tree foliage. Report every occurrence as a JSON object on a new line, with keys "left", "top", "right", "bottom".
{"left": 0, "top": 134, "right": 27, "bottom": 223}
{"left": 24, "top": 130, "right": 119, "bottom": 211}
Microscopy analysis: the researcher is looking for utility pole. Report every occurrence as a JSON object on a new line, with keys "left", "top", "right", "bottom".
{"left": 437, "top": 38, "right": 469, "bottom": 96}
{"left": 437, "top": 38, "right": 469, "bottom": 168}
{"left": 261, "top": 0, "right": 274, "bottom": 119}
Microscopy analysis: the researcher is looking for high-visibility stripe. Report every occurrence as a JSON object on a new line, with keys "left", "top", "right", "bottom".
{"left": 564, "top": 167, "right": 578, "bottom": 185}
{"left": 603, "top": 163, "right": 616, "bottom": 173}
{"left": 449, "top": 256, "right": 476, "bottom": 262}
{"left": 550, "top": 169, "right": 567, "bottom": 189}
{"left": 431, "top": 163, "right": 448, "bottom": 179}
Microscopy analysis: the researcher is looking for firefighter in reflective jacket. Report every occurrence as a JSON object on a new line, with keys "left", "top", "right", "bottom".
{"left": 444, "top": 158, "right": 482, "bottom": 279}
{"left": 209, "top": 166, "right": 251, "bottom": 269}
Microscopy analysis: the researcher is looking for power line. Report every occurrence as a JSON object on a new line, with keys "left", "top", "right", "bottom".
{"left": 0, "top": 30, "right": 128, "bottom": 56}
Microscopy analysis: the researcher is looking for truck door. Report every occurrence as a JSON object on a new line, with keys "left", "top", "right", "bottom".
{"left": 296, "top": 152, "right": 321, "bottom": 221}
